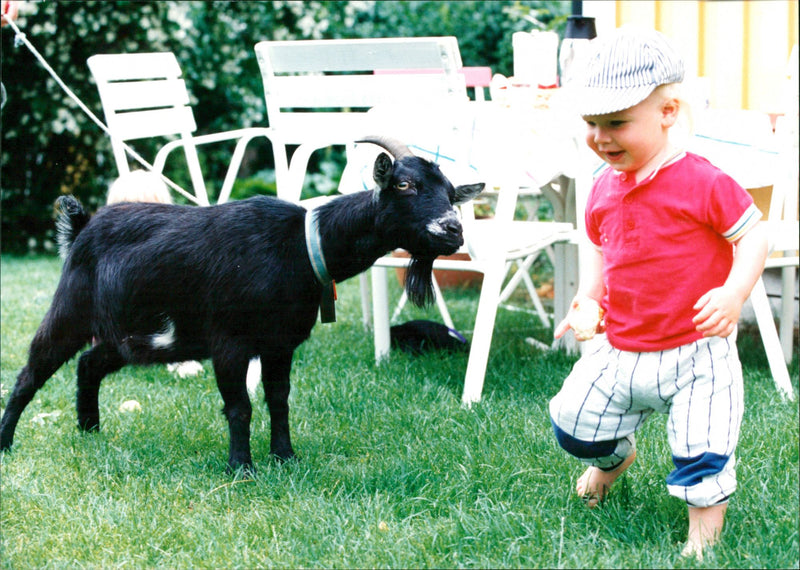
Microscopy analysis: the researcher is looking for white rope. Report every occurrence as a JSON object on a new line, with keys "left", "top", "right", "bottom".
{"left": 2, "top": 13, "right": 200, "bottom": 204}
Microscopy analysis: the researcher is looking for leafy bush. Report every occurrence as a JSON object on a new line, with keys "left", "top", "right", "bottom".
{"left": 1, "top": 1, "right": 568, "bottom": 253}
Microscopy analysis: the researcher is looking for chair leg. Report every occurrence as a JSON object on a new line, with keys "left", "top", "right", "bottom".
{"left": 182, "top": 138, "right": 210, "bottom": 206}
{"left": 390, "top": 274, "right": 455, "bottom": 329}
{"left": 498, "top": 255, "right": 550, "bottom": 326}
{"left": 499, "top": 258, "right": 532, "bottom": 303}
{"left": 219, "top": 133, "right": 268, "bottom": 204}
{"left": 750, "top": 276, "right": 795, "bottom": 401}
{"left": 552, "top": 241, "right": 579, "bottom": 354}
{"left": 520, "top": 268, "right": 550, "bottom": 325}
{"left": 779, "top": 266, "right": 797, "bottom": 364}
{"left": 461, "top": 257, "right": 506, "bottom": 405}
{"left": 359, "top": 273, "right": 372, "bottom": 330}
{"left": 372, "top": 266, "right": 391, "bottom": 362}
{"left": 391, "top": 289, "right": 408, "bottom": 324}
{"left": 431, "top": 276, "right": 456, "bottom": 330}
{"left": 373, "top": 264, "right": 456, "bottom": 363}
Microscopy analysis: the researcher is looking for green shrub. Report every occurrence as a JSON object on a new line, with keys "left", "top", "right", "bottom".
{"left": 1, "top": 1, "right": 568, "bottom": 253}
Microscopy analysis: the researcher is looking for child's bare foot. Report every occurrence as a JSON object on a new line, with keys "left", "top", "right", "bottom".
{"left": 680, "top": 503, "right": 727, "bottom": 561}
{"left": 680, "top": 540, "right": 704, "bottom": 561}
{"left": 576, "top": 451, "right": 636, "bottom": 508}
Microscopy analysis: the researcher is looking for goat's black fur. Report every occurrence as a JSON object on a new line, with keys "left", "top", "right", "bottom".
{"left": 0, "top": 146, "right": 483, "bottom": 471}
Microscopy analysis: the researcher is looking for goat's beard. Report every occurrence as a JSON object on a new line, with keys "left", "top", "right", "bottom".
{"left": 404, "top": 256, "right": 436, "bottom": 307}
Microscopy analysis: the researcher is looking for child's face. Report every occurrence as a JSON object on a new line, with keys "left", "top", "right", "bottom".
{"left": 582, "top": 89, "right": 679, "bottom": 178}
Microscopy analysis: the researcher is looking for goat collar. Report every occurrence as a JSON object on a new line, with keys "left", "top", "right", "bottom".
{"left": 305, "top": 208, "right": 336, "bottom": 323}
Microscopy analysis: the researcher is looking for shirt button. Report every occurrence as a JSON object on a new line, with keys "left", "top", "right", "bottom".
{"left": 620, "top": 173, "right": 628, "bottom": 181}
{"left": 625, "top": 220, "right": 635, "bottom": 230}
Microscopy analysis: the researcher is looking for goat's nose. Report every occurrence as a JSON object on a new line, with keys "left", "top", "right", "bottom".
{"left": 441, "top": 218, "right": 462, "bottom": 236}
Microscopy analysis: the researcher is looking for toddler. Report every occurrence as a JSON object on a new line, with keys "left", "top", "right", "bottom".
{"left": 550, "top": 27, "right": 768, "bottom": 560}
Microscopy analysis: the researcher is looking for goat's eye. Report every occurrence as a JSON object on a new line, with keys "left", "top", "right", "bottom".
{"left": 395, "top": 181, "right": 415, "bottom": 194}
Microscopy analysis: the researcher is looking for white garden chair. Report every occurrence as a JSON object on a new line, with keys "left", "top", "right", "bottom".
{"left": 88, "top": 52, "right": 272, "bottom": 205}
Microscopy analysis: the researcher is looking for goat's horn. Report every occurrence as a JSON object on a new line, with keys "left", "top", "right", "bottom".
{"left": 356, "top": 135, "right": 414, "bottom": 160}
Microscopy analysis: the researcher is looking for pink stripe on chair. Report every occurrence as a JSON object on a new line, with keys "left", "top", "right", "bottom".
{"left": 375, "top": 66, "right": 492, "bottom": 99}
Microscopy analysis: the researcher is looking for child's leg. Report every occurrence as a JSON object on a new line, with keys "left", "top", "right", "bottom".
{"left": 550, "top": 338, "right": 645, "bottom": 506}
{"left": 682, "top": 503, "right": 728, "bottom": 560}
{"left": 665, "top": 336, "right": 743, "bottom": 557}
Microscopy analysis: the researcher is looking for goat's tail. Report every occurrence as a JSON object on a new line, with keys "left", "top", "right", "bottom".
{"left": 55, "top": 195, "right": 90, "bottom": 260}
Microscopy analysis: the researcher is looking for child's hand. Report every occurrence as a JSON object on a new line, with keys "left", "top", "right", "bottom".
{"left": 554, "top": 296, "right": 604, "bottom": 341}
{"left": 692, "top": 286, "right": 743, "bottom": 338}
{"left": 553, "top": 316, "right": 571, "bottom": 340}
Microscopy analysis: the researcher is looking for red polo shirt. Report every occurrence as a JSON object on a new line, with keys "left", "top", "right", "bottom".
{"left": 586, "top": 152, "right": 761, "bottom": 352}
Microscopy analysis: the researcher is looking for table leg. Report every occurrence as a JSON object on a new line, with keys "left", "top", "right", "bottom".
{"left": 542, "top": 175, "right": 580, "bottom": 353}
{"left": 552, "top": 241, "right": 579, "bottom": 354}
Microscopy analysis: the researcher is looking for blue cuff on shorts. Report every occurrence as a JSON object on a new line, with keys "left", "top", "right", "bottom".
{"left": 667, "top": 452, "right": 730, "bottom": 488}
{"left": 551, "top": 417, "right": 617, "bottom": 459}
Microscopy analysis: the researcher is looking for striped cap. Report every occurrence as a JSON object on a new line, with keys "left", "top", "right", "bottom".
{"left": 575, "top": 26, "right": 685, "bottom": 117}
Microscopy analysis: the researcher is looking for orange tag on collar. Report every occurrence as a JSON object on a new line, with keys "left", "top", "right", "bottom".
{"left": 319, "top": 281, "right": 337, "bottom": 323}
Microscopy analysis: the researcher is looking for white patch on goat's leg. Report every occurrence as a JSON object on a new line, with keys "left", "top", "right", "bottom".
{"left": 246, "top": 358, "right": 262, "bottom": 397}
{"left": 427, "top": 210, "right": 459, "bottom": 236}
{"left": 150, "top": 318, "right": 176, "bottom": 349}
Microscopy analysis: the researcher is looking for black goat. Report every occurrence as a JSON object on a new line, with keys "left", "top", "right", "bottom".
{"left": 0, "top": 137, "right": 484, "bottom": 471}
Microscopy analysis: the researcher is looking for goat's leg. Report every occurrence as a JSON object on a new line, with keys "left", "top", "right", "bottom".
{"left": 211, "top": 351, "right": 254, "bottom": 472}
{"left": 0, "top": 321, "right": 89, "bottom": 451}
{"left": 76, "top": 343, "right": 126, "bottom": 432}
{"left": 260, "top": 350, "right": 295, "bottom": 461}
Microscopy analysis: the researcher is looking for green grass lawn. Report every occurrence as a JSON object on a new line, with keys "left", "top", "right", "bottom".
{"left": 1, "top": 255, "right": 797, "bottom": 569}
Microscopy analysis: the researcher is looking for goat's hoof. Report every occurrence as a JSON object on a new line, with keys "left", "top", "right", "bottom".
{"left": 271, "top": 448, "right": 296, "bottom": 463}
{"left": 77, "top": 419, "right": 100, "bottom": 432}
{"left": 0, "top": 431, "right": 13, "bottom": 452}
{"left": 226, "top": 461, "right": 256, "bottom": 477}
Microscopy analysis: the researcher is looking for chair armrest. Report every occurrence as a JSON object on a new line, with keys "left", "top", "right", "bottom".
{"left": 153, "top": 127, "right": 276, "bottom": 167}
{"left": 153, "top": 127, "right": 276, "bottom": 203}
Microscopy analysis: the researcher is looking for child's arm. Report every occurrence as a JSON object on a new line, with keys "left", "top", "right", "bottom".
{"left": 554, "top": 245, "right": 605, "bottom": 340}
{"left": 692, "top": 222, "right": 769, "bottom": 338}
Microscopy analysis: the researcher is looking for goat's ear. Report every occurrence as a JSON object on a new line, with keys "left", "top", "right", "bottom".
{"left": 452, "top": 183, "right": 485, "bottom": 205}
{"left": 373, "top": 153, "right": 393, "bottom": 190}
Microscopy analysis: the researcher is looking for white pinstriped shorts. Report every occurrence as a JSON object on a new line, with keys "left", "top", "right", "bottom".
{"left": 549, "top": 333, "right": 744, "bottom": 507}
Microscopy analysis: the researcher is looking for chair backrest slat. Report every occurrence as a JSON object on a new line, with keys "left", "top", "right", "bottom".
{"left": 98, "top": 79, "right": 191, "bottom": 112}
{"left": 88, "top": 52, "right": 182, "bottom": 82}
{"left": 106, "top": 106, "right": 197, "bottom": 141}
{"left": 262, "top": 37, "right": 463, "bottom": 73}
{"left": 267, "top": 73, "right": 461, "bottom": 111}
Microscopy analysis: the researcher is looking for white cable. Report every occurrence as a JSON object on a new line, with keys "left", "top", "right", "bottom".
{"left": 2, "top": 13, "right": 200, "bottom": 204}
